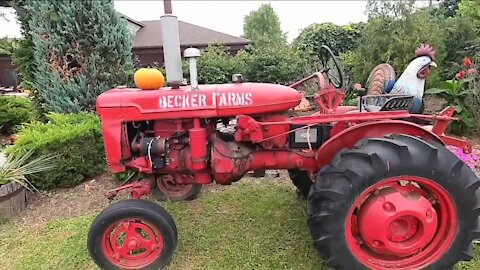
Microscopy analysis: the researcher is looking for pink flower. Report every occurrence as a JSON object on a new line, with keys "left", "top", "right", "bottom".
{"left": 447, "top": 146, "right": 480, "bottom": 170}
{"left": 466, "top": 68, "right": 477, "bottom": 76}
{"left": 464, "top": 57, "right": 472, "bottom": 67}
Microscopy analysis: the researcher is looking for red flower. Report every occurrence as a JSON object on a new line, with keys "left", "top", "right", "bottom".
{"left": 456, "top": 70, "right": 467, "bottom": 79}
{"left": 463, "top": 57, "right": 472, "bottom": 67}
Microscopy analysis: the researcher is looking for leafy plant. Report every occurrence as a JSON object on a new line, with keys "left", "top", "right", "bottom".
{"left": 0, "top": 150, "right": 57, "bottom": 192}
{"left": 242, "top": 3, "right": 287, "bottom": 47}
{"left": 346, "top": 9, "right": 446, "bottom": 85}
{"left": 183, "top": 44, "right": 239, "bottom": 84}
{"left": 6, "top": 113, "right": 106, "bottom": 190}
{"left": 26, "top": 0, "right": 134, "bottom": 113}
{"left": 425, "top": 77, "right": 476, "bottom": 134}
{"left": 0, "top": 38, "right": 19, "bottom": 55}
{"left": 0, "top": 96, "right": 36, "bottom": 134}
{"left": 242, "top": 44, "right": 307, "bottom": 85}
{"left": 293, "top": 22, "right": 364, "bottom": 61}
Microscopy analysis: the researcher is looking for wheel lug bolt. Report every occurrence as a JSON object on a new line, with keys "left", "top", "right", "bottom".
{"left": 372, "top": 240, "right": 382, "bottom": 247}
{"left": 382, "top": 202, "right": 395, "bottom": 212}
{"left": 426, "top": 209, "right": 434, "bottom": 221}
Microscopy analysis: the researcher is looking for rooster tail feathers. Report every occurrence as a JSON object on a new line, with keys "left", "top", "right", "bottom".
{"left": 366, "top": 63, "right": 396, "bottom": 95}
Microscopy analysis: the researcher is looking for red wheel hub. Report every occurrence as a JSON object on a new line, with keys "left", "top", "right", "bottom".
{"left": 102, "top": 219, "right": 163, "bottom": 269}
{"left": 346, "top": 176, "right": 457, "bottom": 269}
{"left": 357, "top": 186, "right": 438, "bottom": 257}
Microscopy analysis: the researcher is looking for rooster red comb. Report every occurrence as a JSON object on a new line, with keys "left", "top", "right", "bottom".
{"left": 415, "top": 44, "right": 436, "bottom": 61}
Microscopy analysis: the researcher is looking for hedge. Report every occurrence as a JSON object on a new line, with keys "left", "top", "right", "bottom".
{"left": 6, "top": 112, "right": 106, "bottom": 190}
{"left": 0, "top": 96, "right": 35, "bottom": 134}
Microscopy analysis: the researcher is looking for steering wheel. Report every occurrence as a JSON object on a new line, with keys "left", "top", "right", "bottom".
{"left": 318, "top": 45, "right": 345, "bottom": 89}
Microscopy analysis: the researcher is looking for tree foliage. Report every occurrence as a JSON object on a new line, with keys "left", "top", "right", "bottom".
{"left": 433, "top": 0, "right": 462, "bottom": 17}
{"left": 366, "top": 0, "right": 417, "bottom": 19}
{"left": 183, "top": 44, "right": 239, "bottom": 84}
{"left": 243, "top": 3, "right": 287, "bottom": 46}
{"left": 241, "top": 45, "right": 307, "bottom": 85}
{"left": 26, "top": 0, "right": 134, "bottom": 113}
{"left": 293, "top": 22, "right": 364, "bottom": 62}
{"left": 440, "top": 16, "right": 478, "bottom": 79}
{"left": 459, "top": 0, "right": 480, "bottom": 32}
{"left": 344, "top": 8, "right": 445, "bottom": 85}
{"left": 11, "top": 0, "right": 36, "bottom": 92}
{"left": 182, "top": 43, "right": 306, "bottom": 86}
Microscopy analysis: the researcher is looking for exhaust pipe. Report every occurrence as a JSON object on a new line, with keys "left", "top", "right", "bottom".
{"left": 160, "top": 14, "right": 183, "bottom": 88}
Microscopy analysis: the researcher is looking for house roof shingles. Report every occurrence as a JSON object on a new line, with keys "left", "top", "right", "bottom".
{"left": 133, "top": 20, "right": 252, "bottom": 49}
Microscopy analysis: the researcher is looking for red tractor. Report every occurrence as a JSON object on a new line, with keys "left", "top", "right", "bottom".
{"left": 87, "top": 15, "right": 479, "bottom": 270}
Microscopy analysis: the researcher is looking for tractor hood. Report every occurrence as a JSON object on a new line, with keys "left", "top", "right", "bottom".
{"left": 97, "top": 83, "right": 302, "bottom": 119}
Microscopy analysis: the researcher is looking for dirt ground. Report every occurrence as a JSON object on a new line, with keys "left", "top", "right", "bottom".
{"left": 10, "top": 174, "right": 120, "bottom": 227}
{"left": 6, "top": 170, "right": 292, "bottom": 227}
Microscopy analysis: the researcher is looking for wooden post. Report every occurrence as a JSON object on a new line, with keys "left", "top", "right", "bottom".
{"left": 163, "top": 0, "right": 172, "bottom": 14}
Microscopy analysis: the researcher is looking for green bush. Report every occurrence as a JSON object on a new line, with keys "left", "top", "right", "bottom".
{"left": 242, "top": 45, "right": 307, "bottom": 85}
{"left": 183, "top": 44, "right": 240, "bottom": 84}
{"left": 293, "top": 22, "right": 364, "bottom": 59}
{"left": 6, "top": 113, "right": 106, "bottom": 190}
{"left": 0, "top": 96, "right": 35, "bottom": 134}
{"left": 344, "top": 11, "right": 446, "bottom": 85}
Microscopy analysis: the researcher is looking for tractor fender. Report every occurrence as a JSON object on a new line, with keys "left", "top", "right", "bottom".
{"left": 315, "top": 120, "right": 444, "bottom": 168}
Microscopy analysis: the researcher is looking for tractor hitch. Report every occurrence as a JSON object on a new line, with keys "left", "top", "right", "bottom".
{"left": 105, "top": 178, "right": 155, "bottom": 200}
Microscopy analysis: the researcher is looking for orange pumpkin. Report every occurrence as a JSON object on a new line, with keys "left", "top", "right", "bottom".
{"left": 134, "top": 68, "right": 165, "bottom": 90}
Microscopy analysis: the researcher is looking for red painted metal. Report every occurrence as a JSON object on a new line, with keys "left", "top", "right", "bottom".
{"left": 313, "top": 84, "right": 346, "bottom": 114}
{"left": 210, "top": 134, "right": 316, "bottom": 185}
{"left": 189, "top": 118, "right": 207, "bottom": 170}
{"left": 438, "top": 134, "right": 472, "bottom": 153}
{"left": 102, "top": 219, "right": 164, "bottom": 269}
{"left": 96, "top": 83, "right": 302, "bottom": 119}
{"left": 315, "top": 121, "right": 444, "bottom": 168}
{"left": 346, "top": 176, "right": 457, "bottom": 269}
{"left": 105, "top": 179, "right": 155, "bottom": 200}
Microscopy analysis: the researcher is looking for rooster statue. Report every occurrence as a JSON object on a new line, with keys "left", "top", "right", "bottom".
{"left": 364, "top": 44, "right": 437, "bottom": 114}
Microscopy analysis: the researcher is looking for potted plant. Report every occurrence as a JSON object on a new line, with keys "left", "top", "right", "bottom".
{"left": 0, "top": 150, "right": 56, "bottom": 221}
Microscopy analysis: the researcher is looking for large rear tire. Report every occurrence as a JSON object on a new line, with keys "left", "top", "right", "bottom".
{"left": 307, "top": 134, "right": 480, "bottom": 270}
{"left": 88, "top": 199, "right": 178, "bottom": 270}
{"left": 288, "top": 169, "right": 313, "bottom": 199}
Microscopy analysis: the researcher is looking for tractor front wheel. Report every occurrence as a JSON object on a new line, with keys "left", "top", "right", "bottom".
{"left": 152, "top": 175, "right": 201, "bottom": 201}
{"left": 87, "top": 199, "right": 178, "bottom": 270}
{"left": 307, "top": 134, "right": 480, "bottom": 270}
{"left": 288, "top": 169, "right": 313, "bottom": 199}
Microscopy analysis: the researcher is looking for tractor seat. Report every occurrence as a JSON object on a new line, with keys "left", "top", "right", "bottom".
{"left": 361, "top": 95, "right": 414, "bottom": 112}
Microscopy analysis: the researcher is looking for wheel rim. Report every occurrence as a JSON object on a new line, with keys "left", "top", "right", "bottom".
{"left": 157, "top": 175, "right": 194, "bottom": 197}
{"left": 346, "top": 176, "right": 457, "bottom": 269}
{"left": 102, "top": 218, "right": 163, "bottom": 269}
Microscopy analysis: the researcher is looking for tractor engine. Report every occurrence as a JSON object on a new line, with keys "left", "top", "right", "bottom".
{"left": 117, "top": 114, "right": 321, "bottom": 186}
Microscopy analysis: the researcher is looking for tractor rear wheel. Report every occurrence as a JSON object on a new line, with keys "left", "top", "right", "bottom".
{"left": 288, "top": 169, "right": 313, "bottom": 199}
{"left": 152, "top": 175, "right": 201, "bottom": 202}
{"left": 87, "top": 199, "right": 178, "bottom": 270}
{"left": 307, "top": 134, "right": 480, "bottom": 270}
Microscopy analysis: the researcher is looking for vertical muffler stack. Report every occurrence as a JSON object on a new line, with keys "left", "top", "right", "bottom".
{"left": 160, "top": 14, "right": 183, "bottom": 88}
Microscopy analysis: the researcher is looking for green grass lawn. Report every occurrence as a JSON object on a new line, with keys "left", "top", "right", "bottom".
{"left": 0, "top": 178, "right": 479, "bottom": 270}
